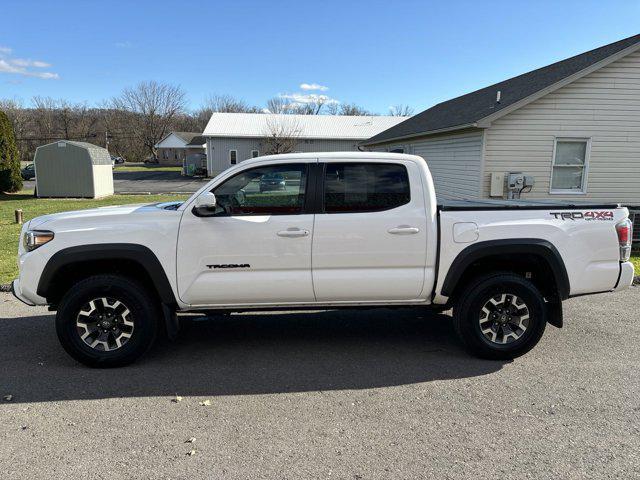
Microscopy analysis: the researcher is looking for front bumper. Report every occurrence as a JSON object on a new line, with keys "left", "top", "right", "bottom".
{"left": 613, "top": 262, "right": 635, "bottom": 292}
{"left": 11, "top": 279, "right": 38, "bottom": 306}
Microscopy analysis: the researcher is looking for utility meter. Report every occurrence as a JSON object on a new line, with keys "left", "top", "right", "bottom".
{"left": 506, "top": 172, "right": 535, "bottom": 199}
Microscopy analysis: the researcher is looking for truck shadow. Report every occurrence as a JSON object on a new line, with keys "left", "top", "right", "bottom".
{"left": 0, "top": 308, "right": 508, "bottom": 403}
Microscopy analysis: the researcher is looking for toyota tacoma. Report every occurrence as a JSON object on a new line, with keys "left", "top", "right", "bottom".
{"left": 12, "top": 152, "right": 635, "bottom": 367}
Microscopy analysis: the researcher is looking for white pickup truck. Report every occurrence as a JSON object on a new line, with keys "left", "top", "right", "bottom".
{"left": 12, "top": 152, "right": 635, "bottom": 367}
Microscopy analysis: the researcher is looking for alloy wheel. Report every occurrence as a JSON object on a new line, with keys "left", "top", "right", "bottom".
{"left": 478, "top": 293, "right": 530, "bottom": 345}
{"left": 76, "top": 297, "right": 135, "bottom": 351}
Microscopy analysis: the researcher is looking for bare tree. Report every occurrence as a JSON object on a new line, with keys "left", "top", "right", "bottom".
{"left": 54, "top": 100, "right": 98, "bottom": 140}
{"left": 204, "top": 94, "right": 260, "bottom": 113}
{"left": 110, "top": 81, "right": 187, "bottom": 158}
{"left": 261, "top": 115, "right": 301, "bottom": 155}
{"left": 265, "top": 96, "right": 290, "bottom": 114}
{"left": 389, "top": 104, "right": 414, "bottom": 116}
{"left": 193, "top": 94, "right": 260, "bottom": 131}
{"left": 31, "top": 96, "right": 58, "bottom": 139}
{"left": 325, "top": 102, "right": 340, "bottom": 115}
{"left": 289, "top": 100, "right": 326, "bottom": 115}
{"left": 339, "top": 103, "right": 373, "bottom": 116}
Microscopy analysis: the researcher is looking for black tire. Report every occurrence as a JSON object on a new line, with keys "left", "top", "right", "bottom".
{"left": 453, "top": 273, "right": 547, "bottom": 360}
{"left": 55, "top": 275, "right": 159, "bottom": 368}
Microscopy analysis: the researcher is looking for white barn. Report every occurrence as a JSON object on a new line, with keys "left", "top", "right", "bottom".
{"left": 202, "top": 113, "right": 407, "bottom": 177}
{"left": 363, "top": 33, "right": 640, "bottom": 208}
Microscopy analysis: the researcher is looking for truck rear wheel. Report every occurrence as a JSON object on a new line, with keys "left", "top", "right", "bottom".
{"left": 55, "top": 275, "right": 159, "bottom": 368}
{"left": 453, "top": 273, "right": 547, "bottom": 360}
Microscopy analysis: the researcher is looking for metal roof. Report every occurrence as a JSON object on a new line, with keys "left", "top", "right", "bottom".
{"left": 203, "top": 113, "right": 408, "bottom": 139}
{"left": 37, "top": 140, "right": 112, "bottom": 165}
{"left": 364, "top": 33, "right": 640, "bottom": 145}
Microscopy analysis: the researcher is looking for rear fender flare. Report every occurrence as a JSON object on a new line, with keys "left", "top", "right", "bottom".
{"left": 440, "top": 239, "right": 570, "bottom": 300}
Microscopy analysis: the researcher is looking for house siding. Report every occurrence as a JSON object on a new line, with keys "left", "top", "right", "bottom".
{"left": 366, "top": 130, "right": 484, "bottom": 199}
{"left": 482, "top": 49, "right": 640, "bottom": 205}
{"left": 206, "top": 137, "right": 362, "bottom": 176}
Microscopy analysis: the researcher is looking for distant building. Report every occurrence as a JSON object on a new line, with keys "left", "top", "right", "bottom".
{"left": 34, "top": 140, "right": 113, "bottom": 198}
{"left": 202, "top": 113, "right": 408, "bottom": 177}
{"left": 154, "top": 132, "right": 206, "bottom": 166}
{"left": 363, "top": 33, "right": 640, "bottom": 207}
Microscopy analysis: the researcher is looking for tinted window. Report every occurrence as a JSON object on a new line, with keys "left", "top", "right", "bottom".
{"left": 324, "top": 163, "right": 410, "bottom": 213}
{"left": 212, "top": 164, "right": 307, "bottom": 216}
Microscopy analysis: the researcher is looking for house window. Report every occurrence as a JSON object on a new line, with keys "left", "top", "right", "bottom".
{"left": 390, "top": 148, "right": 404, "bottom": 153}
{"left": 229, "top": 150, "right": 237, "bottom": 165}
{"left": 550, "top": 138, "right": 590, "bottom": 193}
{"left": 251, "top": 150, "right": 259, "bottom": 158}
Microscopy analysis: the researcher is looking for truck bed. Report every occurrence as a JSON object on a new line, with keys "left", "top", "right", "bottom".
{"left": 437, "top": 198, "right": 622, "bottom": 211}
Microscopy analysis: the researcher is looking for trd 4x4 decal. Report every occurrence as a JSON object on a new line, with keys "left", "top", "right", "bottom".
{"left": 550, "top": 211, "right": 614, "bottom": 221}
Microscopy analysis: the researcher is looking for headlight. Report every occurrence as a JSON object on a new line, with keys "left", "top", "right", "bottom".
{"left": 23, "top": 230, "right": 55, "bottom": 252}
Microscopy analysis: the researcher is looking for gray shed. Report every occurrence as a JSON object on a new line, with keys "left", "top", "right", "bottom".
{"left": 34, "top": 141, "right": 114, "bottom": 198}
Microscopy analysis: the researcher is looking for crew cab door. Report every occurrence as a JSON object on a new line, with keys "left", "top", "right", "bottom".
{"left": 177, "top": 162, "right": 315, "bottom": 306}
{"left": 311, "top": 160, "right": 428, "bottom": 302}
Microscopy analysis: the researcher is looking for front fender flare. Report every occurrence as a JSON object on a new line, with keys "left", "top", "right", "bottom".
{"left": 36, "top": 243, "right": 177, "bottom": 306}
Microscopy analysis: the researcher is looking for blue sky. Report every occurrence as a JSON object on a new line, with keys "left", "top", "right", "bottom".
{"left": 1, "top": 0, "right": 639, "bottom": 113}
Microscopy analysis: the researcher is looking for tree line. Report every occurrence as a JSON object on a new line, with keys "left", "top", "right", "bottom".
{"left": 0, "top": 81, "right": 413, "bottom": 164}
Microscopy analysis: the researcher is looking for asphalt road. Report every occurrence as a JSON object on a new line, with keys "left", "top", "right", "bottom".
{"left": 23, "top": 170, "right": 209, "bottom": 195}
{"left": 0, "top": 288, "right": 638, "bottom": 479}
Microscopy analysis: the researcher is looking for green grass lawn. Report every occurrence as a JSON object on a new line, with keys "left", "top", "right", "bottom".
{"left": 631, "top": 254, "right": 640, "bottom": 273}
{"left": 114, "top": 165, "right": 182, "bottom": 172}
{"left": 0, "top": 191, "right": 188, "bottom": 285}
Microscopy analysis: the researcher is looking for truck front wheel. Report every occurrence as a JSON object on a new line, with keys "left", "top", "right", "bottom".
{"left": 55, "top": 275, "right": 159, "bottom": 368}
{"left": 453, "top": 273, "right": 547, "bottom": 360}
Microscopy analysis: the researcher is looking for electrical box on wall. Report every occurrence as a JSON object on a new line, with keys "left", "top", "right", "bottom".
{"left": 489, "top": 172, "right": 504, "bottom": 197}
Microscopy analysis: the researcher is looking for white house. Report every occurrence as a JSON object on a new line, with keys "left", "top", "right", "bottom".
{"left": 363, "top": 33, "right": 640, "bottom": 208}
{"left": 202, "top": 113, "right": 407, "bottom": 177}
{"left": 154, "top": 132, "right": 206, "bottom": 166}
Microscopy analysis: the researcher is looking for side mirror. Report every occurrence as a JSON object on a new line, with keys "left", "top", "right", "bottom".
{"left": 192, "top": 192, "right": 217, "bottom": 217}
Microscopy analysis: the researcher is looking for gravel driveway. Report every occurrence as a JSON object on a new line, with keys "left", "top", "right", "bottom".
{"left": 0, "top": 288, "right": 638, "bottom": 479}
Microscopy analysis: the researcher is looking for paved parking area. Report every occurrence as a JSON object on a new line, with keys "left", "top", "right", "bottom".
{"left": 0, "top": 287, "right": 638, "bottom": 479}
{"left": 23, "top": 170, "right": 209, "bottom": 195}
{"left": 112, "top": 170, "right": 209, "bottom": 194}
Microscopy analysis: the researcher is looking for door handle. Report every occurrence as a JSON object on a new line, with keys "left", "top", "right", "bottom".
{"left": 277, "top": 228, "right": 310, "bottom": 238}
{"left": 387, "top": 226, "right": 420, "bottom": 235}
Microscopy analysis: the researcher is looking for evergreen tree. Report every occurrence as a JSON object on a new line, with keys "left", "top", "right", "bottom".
{"left": 0, "top": 110, "right": 22, "bottom": 193}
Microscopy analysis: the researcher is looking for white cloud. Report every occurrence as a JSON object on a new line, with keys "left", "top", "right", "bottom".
{"left": 115, "top": 41, "right": 133, "bottom": 48}
{"left": 279, "top": 92, "right": 339, "bottom": 105}
{"left": 9, "top": 58, "right": 51, "bottom": 68}
{"left": 300, "top": 82, "right": 328, "bottom": 91}
{"left": 0, "top": 47, "right": 58, "bottom": 80}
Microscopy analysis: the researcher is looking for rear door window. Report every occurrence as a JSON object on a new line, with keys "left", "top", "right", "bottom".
{"left": 323, "top": 163, "right": 410, "bottom": 213}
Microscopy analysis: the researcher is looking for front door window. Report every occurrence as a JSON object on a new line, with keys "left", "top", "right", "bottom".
{"left": 212, "top": 164, "right": 307, "bottom": 216}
